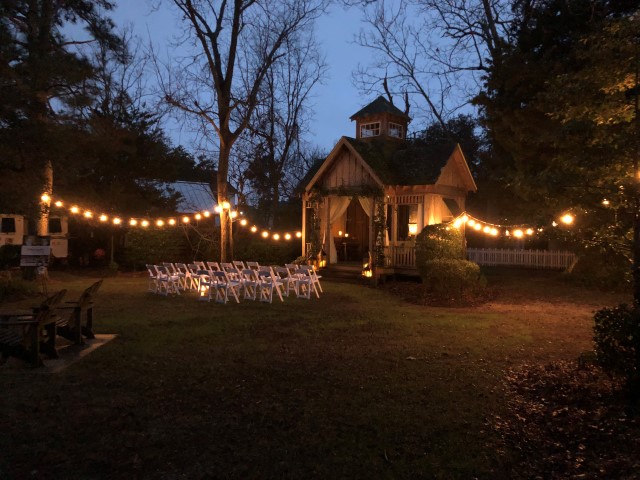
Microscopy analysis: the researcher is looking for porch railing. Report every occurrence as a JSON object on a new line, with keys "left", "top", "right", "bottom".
{"left": 383, "top": 245, "right": 416, "bottom": 268}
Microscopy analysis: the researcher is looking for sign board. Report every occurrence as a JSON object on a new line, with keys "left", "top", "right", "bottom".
{"left": 20, "top": 236, "right": 51, "bottom": 267}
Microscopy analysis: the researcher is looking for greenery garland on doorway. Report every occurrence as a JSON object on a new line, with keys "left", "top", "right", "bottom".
{"left": 372, "top": 197, "right": 386, "bottom": 268}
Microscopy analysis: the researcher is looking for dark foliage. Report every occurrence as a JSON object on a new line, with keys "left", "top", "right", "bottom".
{"left": 593, "top": 304, "right": 640, "bottom": 401}
{"left": 495, "top": 361, "right": 640, "bottom": 478}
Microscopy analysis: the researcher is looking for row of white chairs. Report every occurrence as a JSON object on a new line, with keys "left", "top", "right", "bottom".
{"left": 145, "top": 261, "right": 322, "bottom": 304}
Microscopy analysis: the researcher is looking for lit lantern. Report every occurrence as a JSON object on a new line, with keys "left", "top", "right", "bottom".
{"left": 561, "top": 213, "right": 574, "bottom": 225}
{"left": 318, "top": 248, "right": 327, "bottom": 269}
{"left": 362, "top": 260, "right": 373, "bottom": 278}
{"left": 408, "top": 223, "right": 418, "bottom": 236}
{"left": 198, "top": 283, "right": 210, "bottom": 301}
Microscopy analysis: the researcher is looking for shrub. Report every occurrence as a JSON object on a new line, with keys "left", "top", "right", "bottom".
{"left": 0, "top": 271, "right": 37, "bottom": 301}
{"left": 123, "top": 227, "right": 192, "bottom": 270}
{"left": 566, "top": 251, "right": 630, "bottom": 291}
{"left": 415, "top": 223, "right": 464, "bottom": 270}
{"left": 0, "top": 245, "right": 21, "bottom": 269}
{"left": 420, "top": 259, "right": 485, "bottom": 297}
{"left": 593, "top": 304, "right": 640, "bottom": 401}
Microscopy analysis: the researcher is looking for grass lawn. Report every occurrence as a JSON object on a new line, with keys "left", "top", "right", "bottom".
{"left": 0, "top": 269, "right": 630, "bottom": 479}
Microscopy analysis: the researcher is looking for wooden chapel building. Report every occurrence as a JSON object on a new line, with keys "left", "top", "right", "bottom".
{"left": 301, "top": 96, "right": 477, "bottom": 272}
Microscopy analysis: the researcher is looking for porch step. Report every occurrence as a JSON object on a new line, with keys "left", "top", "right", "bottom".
{"left": 321, "top": 265, "right": 368, "bottom": 284}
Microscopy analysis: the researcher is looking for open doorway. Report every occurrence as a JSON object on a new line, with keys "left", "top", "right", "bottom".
{"left": 335, "top": 198, "right": 369, "bottom": 263}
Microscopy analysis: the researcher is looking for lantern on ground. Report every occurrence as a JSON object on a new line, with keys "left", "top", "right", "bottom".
{"left": 198, "top": 283, "right": 210, "bottom": 301}
{"left": 362, "top": 259, "right": 373, "bottom": 278}
{"left": 318, "top": 248, "right": 327, "bottom": 269}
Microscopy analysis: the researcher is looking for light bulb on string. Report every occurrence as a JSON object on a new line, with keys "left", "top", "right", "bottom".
{"left": 261, "top": 231, "right": 269, "bottom": 238}
{"left": 251, "top": 226, "right": 258, "bottom": 233}
{"left": 182, "top": 216, "right": 190, "bottom": 224}
{"left": 284, "top": 233, "right": 291, "bottom": 240}
{"left": 168, "top": 219, "right": 176, "bottom": 226}
{"left": 113, "top": 218, "right": 122, "bottom": 225}
{"left": 99, "top": 214, "right": 108, "bottom": 222}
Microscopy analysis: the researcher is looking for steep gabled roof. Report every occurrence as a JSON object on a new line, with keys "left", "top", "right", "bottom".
{"left": 349, "top": 95, "right": 411, "bottom": 121}
{"left": 343, "top": 137, "right": 454, "bottom": 186}
{"left": 305, "top": 137, "right": 477, "bottom": 192}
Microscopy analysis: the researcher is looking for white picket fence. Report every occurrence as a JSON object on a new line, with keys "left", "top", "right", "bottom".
{"left": 467, "top": 248, "right": 577, "bottom": 270}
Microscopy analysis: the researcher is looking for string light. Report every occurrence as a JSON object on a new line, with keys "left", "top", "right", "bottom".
{"left": 41, "top": 193, "right": 51, "bottom": 203}
{"left": 50, "top": 195, "right": 578, "bottom": 244}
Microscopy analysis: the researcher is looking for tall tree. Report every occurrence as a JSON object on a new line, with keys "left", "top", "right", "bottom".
{"left": 241, "top": 30, "right": 326, "bottom": 227}
{"left": 476, "top": 0, "right": 639, "bottom": 288}
{"left": 160, "top": 0, "right": 327, "bottom": 261}
{"left": 0, "top": 0, "right": 122, "bottom": 231}
{"left": 352, "top": 0, "right": 513, "bottom": 129}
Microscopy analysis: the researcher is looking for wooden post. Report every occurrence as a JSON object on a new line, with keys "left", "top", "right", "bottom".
{"left": 301, "top": 194, "right": 307, "bottom": 257}
{"left": 324, "top": 196, "right": 331, "bottom": 264}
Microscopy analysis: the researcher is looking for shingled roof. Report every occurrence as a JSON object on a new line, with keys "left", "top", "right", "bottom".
{"left": 349, "top": 96, "right": 411, "bottom": 121}
{"left": 342, "top": 137, "right": 454, "bottom": 186}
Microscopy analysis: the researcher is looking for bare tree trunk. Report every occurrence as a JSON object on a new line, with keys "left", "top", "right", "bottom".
{"left": 37, "top": 159, "right": 52, "bottom": 236}
{"left": 218, "top": 145, "right": 230, "bottom": 262}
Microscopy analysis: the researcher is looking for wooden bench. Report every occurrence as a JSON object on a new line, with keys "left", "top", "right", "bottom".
{"left": 55, "top": 279, "right": 103, "bottom": 343}
{"left": 0, "top": 289, "right": 67, "bottom": 367}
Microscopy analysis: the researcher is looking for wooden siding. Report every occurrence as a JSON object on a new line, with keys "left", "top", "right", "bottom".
{"left": 320, "top": 148, "right": 379, "bottom": 189}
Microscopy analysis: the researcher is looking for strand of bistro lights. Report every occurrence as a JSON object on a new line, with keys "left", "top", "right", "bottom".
{"left": 446, "top": 212, "right": 575, "bottom": 238}
{"left": 43, "top": 195, "right": 303, "bottom": 242}
{"left": 42, "top": 194, "right": 576, "bottom": 241}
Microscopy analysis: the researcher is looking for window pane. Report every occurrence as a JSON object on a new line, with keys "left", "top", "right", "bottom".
{"left": 48, "top": 218, "right": 62, "bottom": 234}
{"left": 1, "top": 217, "right": 16, "bottom": 233}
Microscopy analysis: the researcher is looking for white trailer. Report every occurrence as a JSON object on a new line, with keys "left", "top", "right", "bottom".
{"left": 0, "top": 214, "right": 68, "bottom": 258}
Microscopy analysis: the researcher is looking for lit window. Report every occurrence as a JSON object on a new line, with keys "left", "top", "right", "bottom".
{"left": 360, "top": 122, "right": 380, "bottom": 138}
{"left": 389, "top": 122, "right": 404, "bottom": 139}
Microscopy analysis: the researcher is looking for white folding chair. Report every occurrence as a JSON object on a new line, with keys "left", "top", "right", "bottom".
{"left": 163, "top": 262, "right": 186, "bottom": 291}
{"left": 155, "top": 265, "right": 181, "bottom": 296}
{"left": 257, "top": 267, "right": 284, "bottom": 303}
{"left": 298, "top": 265, "right": 320, "bottom": 298}
{"left": 233, "top": 260, "right": 246, "bottom": 270}
{"left": 212, "top": 271, "right": 241, "bottom": 304}
{"left": 146, "top": 264, "right": 160, "bottom": 293}
{"left": 187, "top": 263, "right": 202, "bottom": 290}
{"left": 174, "top": 263, "right": 191, "bottom": 291}
{"left": 246, "top": 261, "right": 260, "bottom": 271}
{"left": 194, "top": 261, "right": 206, "bottom": 270}
{"left": 196, "top": 270, "right": 214, "bottom": 302}
{"left": 274, "top": 266, "right": 297, "bottom": 297}
{"left": 241, "top": 269, "right": 259, "bottom": 301}
{"left": 206, "top": 261, "right": 220, "bottom": 271}
{"left": 220, "top": 262, "right": 234, "bottom": 273}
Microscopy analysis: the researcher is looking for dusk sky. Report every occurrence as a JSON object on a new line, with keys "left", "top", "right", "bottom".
{"left": 110, "top": 1, "right": 372, "bottom": 153}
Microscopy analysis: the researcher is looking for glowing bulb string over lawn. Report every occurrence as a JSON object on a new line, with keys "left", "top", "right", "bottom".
{"left": 44, "top": 194, "right": 575, "bottom": 242}
{"left": 446, "top": 211, "right": 575, "bottom": 238}
{"left": 47, "top": 196, "right": 302, "bottom": 242}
